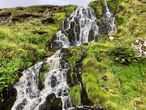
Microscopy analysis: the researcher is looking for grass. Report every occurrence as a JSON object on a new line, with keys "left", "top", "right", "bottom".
{"left": 68, "top": 41, "right": 146, "bottom": 109}
{"left": 69, "top": 85, "right": 81, "bottom": 106}
{"left": 68, "top": 0, "right": 146, "bottom": 109}
{"left": 0, "top": 5, "right": 76, "bottom": 99}
{"left": 0, "top": 0, "right": 146, "bottom": 110}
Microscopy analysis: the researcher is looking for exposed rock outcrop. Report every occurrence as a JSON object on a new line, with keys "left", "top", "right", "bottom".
{"left": 132, "top": 39, "right": 146, "bottom": 57}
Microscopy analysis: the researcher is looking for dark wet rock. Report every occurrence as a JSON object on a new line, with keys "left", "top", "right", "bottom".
{"left": 41, "top": 17, "right": 56, "bottom": 24}
{"left": 39, "top": 94, "right": 62, "bottom": 110}
{"left": 65, "top": 21, "right": 78, "bottom": 45}
{"left": 54, "top": 7, "right": 99, "bottom": 47}
{"left": 0, "top": 85, "right": 16, "bottom": 110}
{"left": 32, "top": 30, "right": 48, "bottom": 35}
{"left": 52, "top": 41, "right": 63, "bottom": 49}
{"left": 51, "top": 75, "right": 58, "bottom": 88}
{"left": 16, "top": 99, "right": 27, "bottom": 110}
{"left": 60, "top": 59, "right": 69, "bottom": 69}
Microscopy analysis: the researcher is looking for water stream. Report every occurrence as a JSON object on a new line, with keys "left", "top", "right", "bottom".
{"left": 103, "top": 0, "right": 117, "bottom": 36}
{"left": 56, "top": 6, "right": 99, "bottom": 47}
{"left": 11, "top": 2, "right": 116, "bottom": 110}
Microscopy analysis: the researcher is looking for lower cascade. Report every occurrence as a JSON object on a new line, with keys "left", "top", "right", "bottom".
{"left": 11, "top": 4, "right": 116, "bottom": 110}
{"left": 12, "top": 50, "right": 73, "bottom": 110}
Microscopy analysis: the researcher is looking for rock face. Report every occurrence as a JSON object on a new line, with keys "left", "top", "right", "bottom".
{"left": 1, "top": 0, "right": 146, "bottom": 110}
{"left": 132, "top": 40, "right": 146, "bottom": 57}
{"left": 41, "top": 17, "right": 56, "bottom": 24}
{"left": 0, "top": 85, "right": 16, "bottom": 110}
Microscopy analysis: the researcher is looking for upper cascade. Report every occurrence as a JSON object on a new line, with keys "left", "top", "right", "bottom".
{"left": 54, "top": 6, "right": 99, "bottom": 48}
{"left": 103, "top": 0, "right": 117, "bottom": 37}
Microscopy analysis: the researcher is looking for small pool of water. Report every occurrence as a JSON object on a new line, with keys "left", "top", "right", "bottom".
{"left": 0, "top": 0, "right": 92, "bottom": 8}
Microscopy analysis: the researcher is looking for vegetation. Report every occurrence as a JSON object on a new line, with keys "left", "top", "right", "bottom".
{"left": 0, "top": 5, "right": 76, "bottom": 100}
{"left": 0, "top": 0, "right": 146, "bottom": 110}
{"left": 68, "top": 0, "right": 146, "bottom": 109}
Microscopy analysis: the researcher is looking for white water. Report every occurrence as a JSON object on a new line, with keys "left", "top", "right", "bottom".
{"left": 54, "top": 31, "right": 70, "bottom": 49}
{"left": 12, "top": 3, "right": 115, "bottom": 110}
{"left": 12, "top": 50, "right": 73, "bottom": 110}
{"left": 104, "top": 1, "right": 117, "bottom": 36}
{"left": 11, "top": 61, "right": 43, "bottom": 110}
{"left": 54, "top": 6, "right": 99, "bottom": 48}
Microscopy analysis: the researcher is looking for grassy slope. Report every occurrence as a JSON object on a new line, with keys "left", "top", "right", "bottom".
{"left": 0, "top": 0, "right": 146, "bottom": 110}
{"left": 0, "top": 5, "right": 76, "bottom": 96}
{"left": 68, "top": 0, "right": 146, "bottom": 110}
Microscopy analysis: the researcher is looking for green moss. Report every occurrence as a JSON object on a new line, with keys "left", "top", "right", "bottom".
{"left": 69, "top": 85, "right": 81, "bottom": 106}
{"left": 77, "top": 42, "right": 146, "bottom": 109}
{"left": 39, "top": 62, "right": 49, "bottom": 83}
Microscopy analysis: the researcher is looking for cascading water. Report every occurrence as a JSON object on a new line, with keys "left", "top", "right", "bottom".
{"left": 11, "top": 61, "right": 43, "bottom": 110}
{"left": 54, "top": 6, "right": 99, "bottom": 47}
{"left": 12, "top": 50, "right": 73, "bottom": 110}
{"left": 103, "top": 0, "right": 116, "bottom": 37}
{"left": 53, "top": 31, "right": 70, "bottom": 49}
{"left": 12, "top": 4, "right": 114, "bottom": 110}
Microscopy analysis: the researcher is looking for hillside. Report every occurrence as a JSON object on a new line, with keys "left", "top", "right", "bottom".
{"left": 0, "top": 0, "right": 146, "bottom": 110}
{"left": 0, "top": 5, "right": 76, "bottom": 109}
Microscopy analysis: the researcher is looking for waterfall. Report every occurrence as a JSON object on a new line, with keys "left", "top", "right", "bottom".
{"left": 12, "top": 50, "right": 73, "bottom": 110}
{"left": 11, "top": 4, "right": 114, "bottom": 110}
{"left": 54, "top": 6, "right": 99, "bottom": 47}
{"left": 103, "top": 0, "right": 117, "bottom": 37}
{"left": 53, "top": 31, "right": 70, "bottom": 49}
{"left": 11, "top": 61, "right": 43, "bottom": 110}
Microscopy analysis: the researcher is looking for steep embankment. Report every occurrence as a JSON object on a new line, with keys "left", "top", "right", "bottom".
{"left": 0, "top": 0, "right": 146, "bottom": 110}
{"left": 67, "top": 0, "right": 146, "bottom": 110}
{"left": 0, "top": 4, "right": 76, "bottom": 106}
